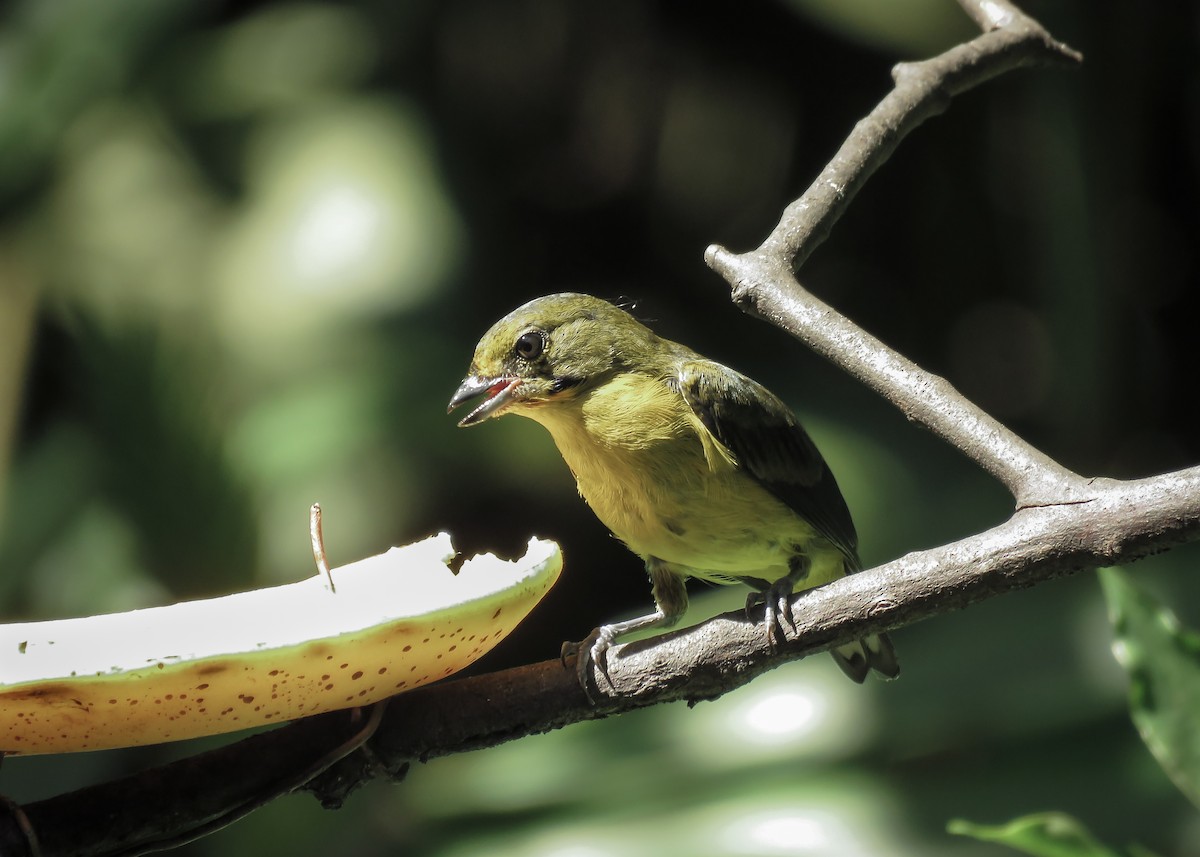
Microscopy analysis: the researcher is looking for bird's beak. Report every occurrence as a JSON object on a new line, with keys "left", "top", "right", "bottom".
{"left": 448, "top": 375, "right": 522, "bottom": 427}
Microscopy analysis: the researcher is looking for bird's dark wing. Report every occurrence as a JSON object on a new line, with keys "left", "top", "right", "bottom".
{"left": 677, "top": 359, "right": 861, "bottom": 569}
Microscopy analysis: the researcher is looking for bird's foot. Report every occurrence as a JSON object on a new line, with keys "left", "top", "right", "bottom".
{"left": 560, "top": 625, "right": 617, "bottom": 702}
{"left": 745, "top": 580, "right": 797, "bottom": 648}
{"left": 560, "top": 597, "right": 677, "bottom": 702}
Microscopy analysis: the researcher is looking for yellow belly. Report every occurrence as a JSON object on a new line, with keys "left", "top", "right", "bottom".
{"left": 523, "top": 375, "right": 847, "bottom": 589}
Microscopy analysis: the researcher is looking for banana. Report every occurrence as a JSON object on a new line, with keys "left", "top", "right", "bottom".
{"left": 0, "top": 533, "right": 561, "bottom": 755}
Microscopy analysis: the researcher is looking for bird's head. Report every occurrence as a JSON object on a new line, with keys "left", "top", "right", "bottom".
{"left": 448, "top": 293, "right": 654, "bottom": 427}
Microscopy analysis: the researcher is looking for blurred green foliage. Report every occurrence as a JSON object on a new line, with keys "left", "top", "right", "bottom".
{"left": 949, "top": 812, "right": 1158, "bottom": 857}
{"left": 1102, "top": 569, "right": 1200, "bottom": 812}
{"left": 0, "top": 0, "right": 1198, "bottom": 855}
{"left": 951, "top": 564, "right": 1200, "bottom": 857}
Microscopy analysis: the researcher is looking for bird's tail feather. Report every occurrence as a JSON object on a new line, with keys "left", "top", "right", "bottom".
{"left": 831, "top": 633, "right": 899, "bottom": 683}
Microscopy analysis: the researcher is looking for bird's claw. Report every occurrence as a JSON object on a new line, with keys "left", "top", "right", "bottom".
{"left": 561, "top": 626, "right": 615, "bottom": 703}
{"left": 747, "top": 581, "right": 797, "bottom": 647}
{"left": 743, "top": 590, "right": 759, "bottom": 622}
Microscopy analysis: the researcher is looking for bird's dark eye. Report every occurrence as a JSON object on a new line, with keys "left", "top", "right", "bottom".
{"left": 514, "top": 331, "right": 544, "bottom": 360}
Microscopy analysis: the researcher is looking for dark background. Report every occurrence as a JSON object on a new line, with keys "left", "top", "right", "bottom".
{"left": 0, "top": 1, "right": 1197, "bottom": 854}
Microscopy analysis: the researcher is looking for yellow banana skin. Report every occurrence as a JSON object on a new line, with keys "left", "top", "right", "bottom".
{"left": 0, "top": 533, "right": 561, "bottom": 755}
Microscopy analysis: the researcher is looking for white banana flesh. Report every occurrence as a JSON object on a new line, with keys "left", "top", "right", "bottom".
{"left": 0, "top": 533, "right": 561, "bottom": 755}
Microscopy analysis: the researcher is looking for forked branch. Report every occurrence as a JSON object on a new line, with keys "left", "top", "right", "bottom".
{"left": 706, "top": 0, "right": 1085, "bottom": 506}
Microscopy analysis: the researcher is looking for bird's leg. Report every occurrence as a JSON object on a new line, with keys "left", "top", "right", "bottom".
{"left": 739, "top": 576, "right": 771, "bottom": 621}
{"left": 745, "top": 554, "right": 810, "bottom": 647}
{"left": 561, "top": 559, "right": 688, "bottom": 699}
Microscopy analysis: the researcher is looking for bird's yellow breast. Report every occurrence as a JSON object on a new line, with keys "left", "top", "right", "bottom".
{"left": 520, "top": 372, "right": 843, "bottom": 586}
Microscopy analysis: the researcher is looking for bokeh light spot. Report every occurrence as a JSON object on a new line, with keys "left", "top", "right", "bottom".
{"left": 739, "top": 688, "right": 820, "bottom": 741}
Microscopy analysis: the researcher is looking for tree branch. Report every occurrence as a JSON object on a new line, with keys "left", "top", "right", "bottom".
{"left": 7, "top": 4, "right": 1196, "bottom": 857}
{"left": 12, "top": 466, "right": 1200, "bottom": 857}
{"left": 706, "top": 0, "right": 1085, "bottom": 506}
{"left": 750, "top": 0, "right": 1081, "bottom": 271}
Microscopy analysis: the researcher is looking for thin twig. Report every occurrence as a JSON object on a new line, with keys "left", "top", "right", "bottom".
{"left": 704, "top": 250, "right": 1088, "bottom": 505}
{"left": 310, "top": 502, "right": 336, "bottom": 593}
{"left": 706, "top": 2, "right": 1084, "bottom": 506}
{"left": 754, "top": 0, "right": 1080, "bottom": 268}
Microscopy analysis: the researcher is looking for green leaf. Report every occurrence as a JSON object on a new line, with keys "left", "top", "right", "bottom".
{"left": 1100, "top": 567, "right": 1200, "bottom": 809}
{"left": 947, "top": 813, "right": 1131, "bottom": 857}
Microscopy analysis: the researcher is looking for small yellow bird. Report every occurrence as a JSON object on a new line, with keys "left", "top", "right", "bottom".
{"left": 449, "top": 293, "right": 897, "bottom": 687}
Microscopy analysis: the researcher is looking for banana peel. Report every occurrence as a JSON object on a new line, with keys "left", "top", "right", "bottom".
{"left": 0, "top": 533, "right": 561, "bottom": 755}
